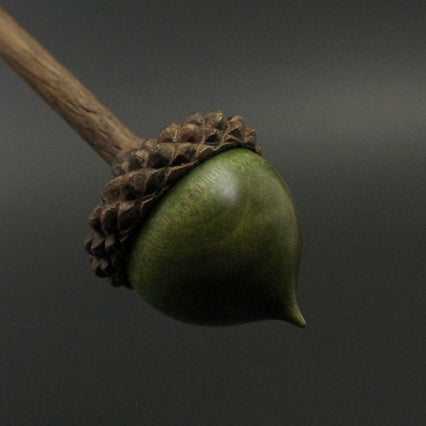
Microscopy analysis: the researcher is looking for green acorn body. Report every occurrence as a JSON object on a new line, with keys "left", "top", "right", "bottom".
{"left": 127, "top": 149, "right": 305, "bottom": 326}
{"left": 85, "top": 111, "right": 306, "bottom": 327}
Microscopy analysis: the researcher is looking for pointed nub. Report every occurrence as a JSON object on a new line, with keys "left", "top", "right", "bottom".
{"left": 287, "top": 305, "right": 307, "bottom": 328}
{"left": 273, "top": 291, "right": 306, "bottom": 328}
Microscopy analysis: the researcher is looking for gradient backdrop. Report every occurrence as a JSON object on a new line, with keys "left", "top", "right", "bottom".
{"left": 1, "top": 1, "right": 425, "bottom": 425}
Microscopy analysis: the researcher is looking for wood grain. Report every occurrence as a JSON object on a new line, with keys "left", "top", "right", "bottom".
{"left": 0, "top": 6, "right": 142, "bottom": 164}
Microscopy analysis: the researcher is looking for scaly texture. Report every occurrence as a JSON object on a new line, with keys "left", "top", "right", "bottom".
{"left": 85, "top": 111, "right": 260, "bottom": 287}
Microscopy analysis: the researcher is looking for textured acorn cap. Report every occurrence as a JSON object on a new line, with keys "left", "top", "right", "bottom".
{"left": 84, "top": 111, "right": 260, "bottom": 287}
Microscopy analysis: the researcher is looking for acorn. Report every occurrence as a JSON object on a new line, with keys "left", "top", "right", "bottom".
{"left": 0, "top": 7, "right": 306, "bottom": 327}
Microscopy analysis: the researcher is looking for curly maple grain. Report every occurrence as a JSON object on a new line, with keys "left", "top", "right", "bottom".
{"left": 0, "top": 6, "right": 141, "bottom": 164}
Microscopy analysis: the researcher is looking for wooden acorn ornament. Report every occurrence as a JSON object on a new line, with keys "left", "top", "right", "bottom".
{"left": 0, "top": 7, "right": 306, "bottom": 327}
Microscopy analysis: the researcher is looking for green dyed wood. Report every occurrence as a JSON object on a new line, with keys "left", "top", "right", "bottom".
{"left": 127, "top": 148, "right": 305, "bottom": 327}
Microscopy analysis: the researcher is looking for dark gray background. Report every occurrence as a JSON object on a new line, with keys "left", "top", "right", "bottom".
{"left": 1, "top": 1, "right": 425, "bottom": 425}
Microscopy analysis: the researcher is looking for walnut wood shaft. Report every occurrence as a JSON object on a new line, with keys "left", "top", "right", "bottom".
{"left": 0, "top": 7, "right": 142, "bottom": 164}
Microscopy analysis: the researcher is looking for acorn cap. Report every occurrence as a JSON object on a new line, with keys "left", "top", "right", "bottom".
{"left": 84, "top": 111, "right": 261, "bottom": 287}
